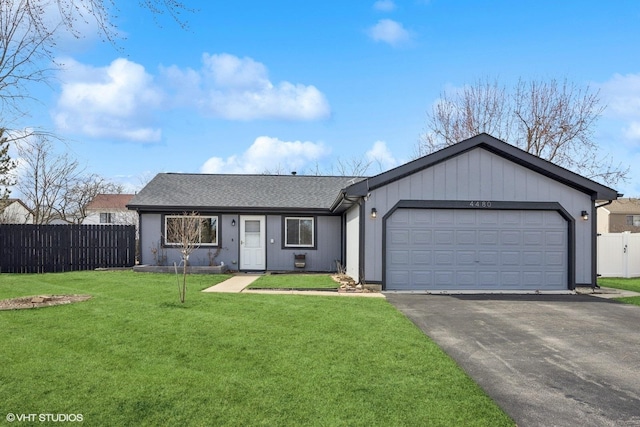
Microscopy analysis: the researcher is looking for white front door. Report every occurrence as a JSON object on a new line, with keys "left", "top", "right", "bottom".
{"left": 240, "top": 215, "right": 266, "bottom": 270}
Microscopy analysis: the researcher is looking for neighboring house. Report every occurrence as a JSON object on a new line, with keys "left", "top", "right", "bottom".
{"left": 128, "top": 133, "right": 619, "bottom": 292}
{"left": 83, "top": 194, "right": 137, "bottom": 226}
{"left": 0, "top": 199, "right": 34, "bottom": 224}
{"left": 597, "top": 198, "right": 640, "bottom": 233}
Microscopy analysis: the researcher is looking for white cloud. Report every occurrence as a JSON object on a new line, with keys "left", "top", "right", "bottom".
{"left": 164, "top": 53, "right": 331, "bottom": 120}
{"left": 373, "top": 0, "right": 396, "bottom": 12}
{"left": 600, "top": 73, "right": 640, "bottom": 117}
{"left": 53, "top": 53, "right": 330, "bottom": 142}
{"left": 366, "top": 141, "right": 398, "bottom": 172}
{"left": 599, "top": 73, "right": 640, "bottom": 143}
{"left": 200, "top": 136, "right": 331, "bottom": 174}
{"left": 367, "top": 19, "right": 412, "bottom": 47}
{"left": 54, "top": 58, "right": 163, "bottom": 142}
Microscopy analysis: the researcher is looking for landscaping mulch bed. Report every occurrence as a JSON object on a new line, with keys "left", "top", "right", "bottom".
{"left": 0, "top": 295, "right": 92, "bottom": 311}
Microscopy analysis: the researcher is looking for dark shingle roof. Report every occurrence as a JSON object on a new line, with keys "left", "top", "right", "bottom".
{"left": 128, "top": 173, "right": 364, "bottom": 212}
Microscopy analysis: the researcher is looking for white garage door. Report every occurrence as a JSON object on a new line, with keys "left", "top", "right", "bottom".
{"left": 385, "top": 209, "right": 568, "bottom": 291}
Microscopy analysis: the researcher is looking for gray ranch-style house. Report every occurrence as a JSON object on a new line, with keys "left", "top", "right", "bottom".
{"left": 127, "top": 133, "right": 619, "bottom": 292}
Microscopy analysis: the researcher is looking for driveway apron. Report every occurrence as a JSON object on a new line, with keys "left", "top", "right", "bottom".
{"left": 385, "top": 294, "right": 640, "bottom": 427}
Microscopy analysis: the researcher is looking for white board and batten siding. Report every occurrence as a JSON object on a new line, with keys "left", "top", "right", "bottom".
{"left": 345, "top": 205, "right": 360, "bottom": 282}
{"left": 598, "top": 232, "right": 640, "bottom": 278}
{"left": 363, "top": 147, "right": 593, "bottom": 290}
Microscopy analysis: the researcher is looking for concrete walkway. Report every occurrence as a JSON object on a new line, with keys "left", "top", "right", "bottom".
{"left": 202, "top": 274, "right": 261, "bottom": 292}
{"left": 201, "top": 274, "right": 385, "bottom": 297}
{"left": 579, "top": 286, "right": 640, "bottom": 299}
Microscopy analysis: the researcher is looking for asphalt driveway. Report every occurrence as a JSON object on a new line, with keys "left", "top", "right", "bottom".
{"left": 385, "top": 294, "right": 640, "bottom": 427}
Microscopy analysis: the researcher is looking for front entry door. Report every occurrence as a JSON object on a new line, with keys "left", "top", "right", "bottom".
{"left": 240, "top": 215, "right": 266, "bottom": 270}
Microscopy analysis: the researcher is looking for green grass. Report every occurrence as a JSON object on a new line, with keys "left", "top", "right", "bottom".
{"left": 248, "top": 273, "right": 340, "bottom": 289}
{"left": 0, "top": 271, "right": 512, "bottom": 426}
{"left": 597, "top": 277, "right": 640, "bottom": 306}
{"left": 598, "top": 277, "right": 640, "bottom": 293}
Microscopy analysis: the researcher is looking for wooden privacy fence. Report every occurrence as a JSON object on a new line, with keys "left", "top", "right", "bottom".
{"left": 598, "top": 232, "right": 640, "bottom": 278}
{"left": 0, "top": 224, "right": 136, "bottom": 273}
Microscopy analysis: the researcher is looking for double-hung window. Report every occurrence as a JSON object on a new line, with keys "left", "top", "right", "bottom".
{"left": 626, "top": 215, "right": 640, "bottom": 227}
{"left": 165, "top": 215, "right": 218, "bottom": 246}
{"left": 100, "top": 213, "right": 113, "bottom": 224}
{"left": 284, "top": 217, "right": 314, "bottom": 247}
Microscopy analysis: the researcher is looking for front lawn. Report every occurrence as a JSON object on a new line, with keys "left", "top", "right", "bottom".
{"left": 0, "top": 271, "right": 512, "bottom": 426}
{"left": 248, "top": 273, "right": 340, "bottom": 289}
{"left": 597, "top": 277, "right": 640, "bottom": 307}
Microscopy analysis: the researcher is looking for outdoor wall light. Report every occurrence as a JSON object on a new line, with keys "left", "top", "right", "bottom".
{"left": 231, "top": 219, "right": 236, "bottom": 226}
{"left": 371, "top": 208, "right": 377, "bottom": 219}
{"left": 581, "top": 210, "right": 589, "bottom": 221}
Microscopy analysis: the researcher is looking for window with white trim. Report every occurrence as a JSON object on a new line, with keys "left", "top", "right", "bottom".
{"left": 285, "top": 217, "right": 314, "bottom": 247}
{"left": 165, "top": 215, "right": 218, "bottom": 246}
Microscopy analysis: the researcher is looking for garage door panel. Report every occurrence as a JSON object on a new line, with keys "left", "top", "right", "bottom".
{"left": 478, "top": 251, "right": 498, "bottom": 265}
{"left": 523, "top": 271, "right": 544, "bottom": 285}
{"left": 390, "top": 229, "right": 410, "bottom": 245}
{"left": 434, "top": 230, "right": 454, "bottom": 245}
{"left": 478, "top": 230, "right": 499, "bottom": 245}
{"left": 386, "top": 209, "right": 568, "bottom": 291}
{"left": 434, "top": 271, "right": 454, "bottom": 285}
{"left": 456, "top": 230, "right": 476, "bottom": 245}
{"left": 412, "top": 230, "right": 432, "bottom": 245}
{"left": 389, "top": 250, "right": 410, "bottom": 266}
{"left": 411, "top": 271, "right": 433, "bottom": 286}
{"left": 478, "top": 271, "right": 499, "bottom": 285}
{"left": 524, "top": 231, "right": 543, "bottom": 245}
{"left": 456, "top": 271, "right": 476, "bottom": 285}
{"left": 501, "top": 230, "right": 521, "bottom": 245}
{"left": 523, "top": 252, "right": 543, "bottom": 265}
{"left": 412, "top": 250, "right": 431, "bottom": 265}
{"left": 434, "top": 251, "right": 454, "bottom": 265}
{"left": 502, "top": 251, "right": 521, "bottom": 265}
{"left": 546, "top": 231, "right": 565, "bottom": 246}
{"left": 457, "top": 251, "right": 477, "bottom": 265}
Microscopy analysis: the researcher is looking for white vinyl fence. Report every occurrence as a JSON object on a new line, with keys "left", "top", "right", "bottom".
{"left": 598, "top": 232, "right": 640, "bottom": 278}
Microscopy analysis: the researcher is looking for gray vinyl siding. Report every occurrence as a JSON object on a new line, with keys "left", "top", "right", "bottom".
{"left": 363, "top": 147, "right": 594, "bottom": 285}
{"left": 138, "top": 213, "right": 240, "bottom": 268}
{"left": 139, "top": 212, "right": 341, "bottom": 271}
{"left": 265, "top": 215, "right": 342, "bottom": 271}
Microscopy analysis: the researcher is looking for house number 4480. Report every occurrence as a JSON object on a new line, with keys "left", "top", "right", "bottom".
{"left": 469, "top": 201, "right": 492, "bottom": 208}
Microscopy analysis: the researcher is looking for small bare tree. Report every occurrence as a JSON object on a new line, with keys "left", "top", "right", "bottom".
{"left": 16, "top": 134, "right": 83, "bottom": 224}
{"left": 417, "top": 77, "right": 628, "bottom": 186}
{"left": 0, "top": 129, "right": 16, "bottom": 200}
{"left": 165, "top": 212, "right": 201, "bottom": 303}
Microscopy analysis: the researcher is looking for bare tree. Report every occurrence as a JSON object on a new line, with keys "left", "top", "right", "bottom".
{"left": 417, "top": 78, "right": 628, "bottom": 186}
{"left": 165, "top": 212, "right": 201, "bottom": 303}
{"left": 0, "top": 0, "right": 192, "bottom": 125}
{"left": 58, "top": 174, "right": 124, "bottom": 224}
{"left": 15, "top": 134, "right": 82, "bottom": 223}
{"left": 16, "top": 135, "right": 126, "bottom": 223}
{"left": 326, "top": 156, "right": 372, "bottom": 177}
{"left": 0, "top": 129, "right": 16, "bottom": 199}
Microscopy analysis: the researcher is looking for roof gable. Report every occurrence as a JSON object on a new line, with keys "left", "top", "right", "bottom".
{"left": 86, "top": 194, "right": 135, "bottom": 210}
{"left": 0, "top": 198, "right": 31, "bottom": 213}
{"left": 128, "top": 174, "right": 364, "bottom": 212}
{"left": 604, "top": 198, "right": 640, "bottom": 214}
{"left": 343, "top": 133, "right": 619, "bottom": 201}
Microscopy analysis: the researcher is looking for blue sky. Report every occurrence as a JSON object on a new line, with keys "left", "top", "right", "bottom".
{"left": 14, "top": 0, "right": 640, "bottom": 196}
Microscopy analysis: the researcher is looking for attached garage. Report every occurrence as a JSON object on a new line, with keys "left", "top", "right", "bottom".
{"left": 385, "top": 204, "right": 570, "bottom": 291}
{"left": 333, "top": 133, "right": 619, "bottom": 291}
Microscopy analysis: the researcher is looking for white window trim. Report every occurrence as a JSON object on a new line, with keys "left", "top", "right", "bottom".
{"left": 284, "top": 217, "right": 315, "bottom": 248}
{"left": 164, "top": 215, "right": 219, "bottom": 246}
